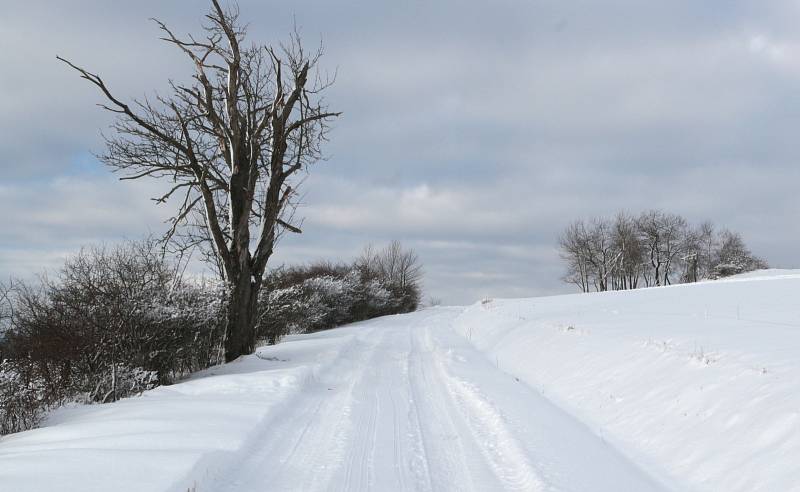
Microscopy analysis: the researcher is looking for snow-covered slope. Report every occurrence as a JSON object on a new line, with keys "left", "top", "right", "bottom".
{"left": 454, "top": 269, "right": 800, "bottom": 491}
{"left": 1, "top": 270, "right": 798, "bottom": 491}
{"left": 0, "top": 328, "right": 362, "bottom": 492}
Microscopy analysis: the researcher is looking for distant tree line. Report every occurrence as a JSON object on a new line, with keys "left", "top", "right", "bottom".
{"left": 0, "top": 240, "right": 421, "bottom": 435}
{"left": 559, "top": 210, "right": 767, "bottom": 293}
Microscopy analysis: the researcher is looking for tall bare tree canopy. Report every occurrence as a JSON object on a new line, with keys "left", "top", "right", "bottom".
{"left": 58, "top": 0, "right": 340, "bottom": 361}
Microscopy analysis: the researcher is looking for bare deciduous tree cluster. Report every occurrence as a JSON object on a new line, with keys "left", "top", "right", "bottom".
{"left": 559, "top": 210, "right": 767, "bottom": 293}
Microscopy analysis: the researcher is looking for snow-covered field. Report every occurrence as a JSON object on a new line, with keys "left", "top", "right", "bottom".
{"left": 1, "top": 270, "right": 798, "bottom": 491}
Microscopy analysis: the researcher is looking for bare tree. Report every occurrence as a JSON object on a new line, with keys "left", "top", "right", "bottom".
{"left": 681, "top": 221, "right": 716, "bottom": 283}
{"left": 658, "top": 213, "right": 689, "bottom": 285}
{"left": 0, "top": 282, "right": 12, "bottom": 315}
{"left": 696, "top": 221, "right": 717, "bottom": 280}
{"left": 586, "top": 218, "right": 619, "bottom": 292}
{"left": 379, "top": 240, "right": 423, "bottom": 289}
{"left": 610, "top": 212, "right": 645, "bottom": 290}
{"left": 636, "top": 210, "right": 687, "bottom": 286}
{"left": 559, "top": 220, "right": 591, "bottom": 293}
{"left": 59, "top": 1, "right": 340, "bottom": 361}
{"left": 0, "top": 281, "right": 14, "bottom": 343}
{"left": 558, "top": 219, "right": 620, "bottom": 292}
{"left": 356, "top": 244, "right": 380, "bottom": 277}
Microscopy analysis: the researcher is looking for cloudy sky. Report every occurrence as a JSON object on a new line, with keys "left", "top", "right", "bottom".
{"left": 2, "top": 1, "right": 799, "bottom": 304}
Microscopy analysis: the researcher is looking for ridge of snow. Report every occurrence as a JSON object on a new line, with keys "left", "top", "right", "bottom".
{"left": 454, "top": 270, "right": 800, "bottom": 491}
{"left": 0, "top": 329, "right": 361, "bottom": 492}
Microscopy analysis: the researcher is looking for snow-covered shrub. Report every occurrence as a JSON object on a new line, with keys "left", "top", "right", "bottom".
{"left": 258, "top": 244, "right": 423, "bottom": 341}
{"left": 9, "top": 242, "right": 226, "bottom": 385}
{"left": 258, "top": 284, "right": 309, "bottom": 342}
{"left": 710, "top": 263, "right": 745, "bottom": 279}
{"left": 131, "top": 278, "right": 228, "bottom": 381}
{"left": 0, "top": 240, "right": 228, "bottom": 435}
{"left": 0, "top": 361, "right": 48, "bottom": 435}
{"left": 709, "top": 231, "right": 768, "bottom": 279}
{"left": 86, "top": 364, "right": 158, "bottom": 404}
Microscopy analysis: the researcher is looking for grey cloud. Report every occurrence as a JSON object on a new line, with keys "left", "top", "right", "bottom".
{"left": 2, "top": 1, "right": 799, "bottom": 304}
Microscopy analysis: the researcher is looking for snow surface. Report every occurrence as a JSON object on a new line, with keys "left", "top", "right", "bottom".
{"left": 1, "top": 269, "right": 799, "bottom": 491}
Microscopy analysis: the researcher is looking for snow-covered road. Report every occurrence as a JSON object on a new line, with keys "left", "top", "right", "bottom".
{"left": 214, "top": 308, "right": 663, "bottom": 492}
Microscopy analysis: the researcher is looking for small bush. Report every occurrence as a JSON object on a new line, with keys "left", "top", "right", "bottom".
{"left": 0, "top": 360, "right": 47, "bottom": 435}
{"left": 0, "top": 240, "right": 228, "bottom": 435}
{"left": 258, "top": 242, "right": 423, "bottom": 341}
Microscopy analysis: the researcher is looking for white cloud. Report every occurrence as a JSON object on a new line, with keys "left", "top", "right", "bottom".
{"left": 0, "top": 176, "right": 172, "bottom": 277}
{"left": 747, "top": 33, "right": 800, "bottom": 70}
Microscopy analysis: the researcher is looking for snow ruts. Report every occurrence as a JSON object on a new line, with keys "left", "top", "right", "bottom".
{"left": 209, "top": 308, "right": 665, "bottom": 491}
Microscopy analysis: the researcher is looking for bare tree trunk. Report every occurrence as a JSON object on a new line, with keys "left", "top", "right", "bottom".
{"left": 225, "top": 273, "right": 259, "bottom": 361}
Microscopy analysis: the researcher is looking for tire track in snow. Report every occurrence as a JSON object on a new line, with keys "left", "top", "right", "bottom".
{"left": 442, "top": 310, "right": 669, "bottom": 492}
{"left": 214, "top": 331, "right": 380, "bottom": 492}
{"left": 337, "top": 319, "right": 435, "bottom": 491}
{"left": 418, "top": 322, "right": 547, "bottom": 492}
{"left": 440, "top": 372, "right": 547, "bottom": 491}
{"left": 337, "top": 336, "right": 384, "bottom": 491}
{"left": 214, "top": 308, "right": 665, "bottom": 491}
{"left": 401, "top": 332, "right": 435, "bottom": 491}
{"left": 408, "top": 313, "right": 495, "bottom": 491}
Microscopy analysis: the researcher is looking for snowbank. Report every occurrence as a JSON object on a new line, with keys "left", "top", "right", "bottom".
{"left": 0, "top": 328, "right": 360, "bottom": 492}
{"left": 716, "top": 267, "right": 800, "bottom": 282}
{"left": 453, "top": 272, "right": 800, "bottom": 491}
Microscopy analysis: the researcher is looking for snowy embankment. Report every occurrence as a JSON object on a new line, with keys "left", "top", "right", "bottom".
{"left": 454, "top": 269, "right": 800, "bottom": 491}
{"left": 0, "top": 329, "right": 361, "bottom": 492}
{"left": 1, "top": 269, "right": 798, "bottom": 491}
